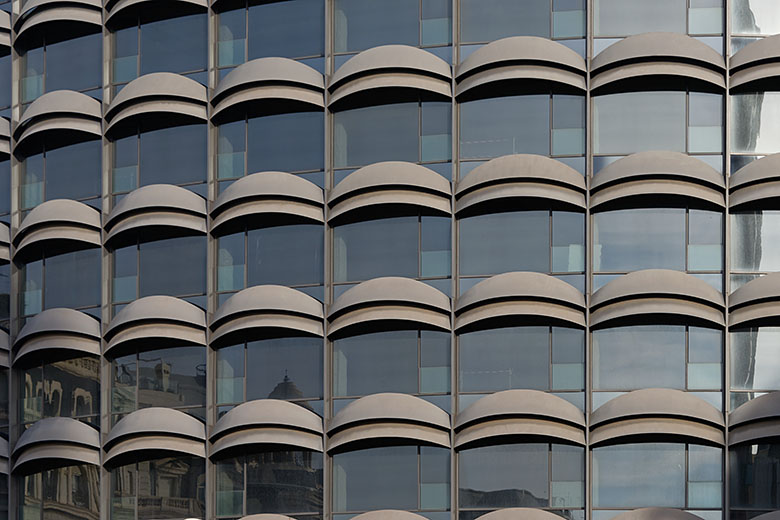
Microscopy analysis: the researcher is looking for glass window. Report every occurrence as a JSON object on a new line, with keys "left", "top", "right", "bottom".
{"left": 595, "top": 0, "right": 686, "bottom": 36}
{"left": 732, "top": 0, "right": 780, "bottom": 35}
{"left": 215, "top": 337, "right": 323, "bottom": 409}
{"left": 216, "top": 450, "right": 323, "bottom": 517}
{"left": 21, "top": 465, "right": 100, "bottom": 520}
{"left": 111, "top": 346, "right": 206, "bottom": 422}
{"left": 730, "top": 442, "right": 780, "bottom": 512}
{"left": 112, "top": 124, "right": 207, "bottom": 195}
{"left": 732, "top": 92, "right": 780, "bottom": 155}
{"left": 333, "top": 330, "right": 450, "bottom": 400}
{"left": 0, "top": 52, "right": 10, "bottom": 109}
{"left": 459, "top": 210, "right": 585, "bottom": 277}
{"left": 730, "top": 327, "right": 780, "bottom": 409}
{"left": 217, "top": 224, "right": 324, "bottom": 295}
{"left": 731, "top": 211, "right": 780, "bottom": 274}
{"left": 20, "top": 355, "right": 100, "bottom": 425}
{"left": 19, "top": 248, "right": 101, "bottom": 318}
{"left": 461, "top": 0, "right": 585, "bottom": 43}
{"left": 459, "top": 326, "right": 584, "bottom": 395}
{"left": 111, "top": 235, "right": 207, "bottom": 307}
{"left": 459, "top": 443, "right": 584, "bottom": 510}
{"left": 334, "top": 101, "right": 451, "bottom": 169}
{"left": 21, "top": 140, "right": 101, "bottom": 211}
{"left": 592, "top": 326, "right": 722, "bottom": 404}
{"left": 333, "top": 215, "right": 450, "bottom": 284}
{"left": 594, "top": 91, "right": 723, "bottom": 157}
{"left": 248, "top": 0, "right": 324, "bottom": 60}
{"left": 110, "top": 455, "right": 205, "bottom": 520}
{"left": 332, "top": 446, "right": 450, "bottom": 513}
{"left": 460, "top": 94, "right": 585, "bottom": 160}
{"left": 593, "top": 208, "right": 723, "bottom": 275}
{"left": 334, "top": 0, "right": 451, "bottom": 53}
{"left": 593, "top": 443, "right": 722, "bottom": 510}
{"left": 0, "top": 158, "right": 8, "bottom": 223}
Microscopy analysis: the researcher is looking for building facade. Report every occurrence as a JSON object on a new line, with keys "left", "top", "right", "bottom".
{"left": 0, "top": 1, "right": 778, "bottom": 520}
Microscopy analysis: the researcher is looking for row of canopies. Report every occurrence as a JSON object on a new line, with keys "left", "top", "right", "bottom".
{"left": 4, "top": 149, "right": 780, "bottom": 263}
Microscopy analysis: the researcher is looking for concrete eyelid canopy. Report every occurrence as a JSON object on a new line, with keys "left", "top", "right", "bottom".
{"left": 455, "top": 272, "right": 586, "bottom": 331}
{"left": 455, "top": 154, "right": 587, "bottom": 215}
{"left": 327, "top": 393, "right": 450, "bottom": 453}
{"left": 210, "top": 171, "right": 324, "bottom": 236}
{"left": 590, "top": 32, "right": 726, "bottom": 93}
{"left": 103, "top": 407, "right": 206, "bottom": 469}
{"left": 590, "top": 269, "right": 725, "bottom": 329}
{"left": 728, "top": 272, "right": 780, "bottom": 327}
{"left": 328, "top": 45, "right": 452, "bottom": 109}
{"left": 209, "top": 399, "right": 324, "bottom": 458}
{"left": 455, "top": 36, "right": 587, "bottom": 98}
{"left": 729, "top": 391, "right": 780, "bottom": 446}
{"left": 13, "top": 308, "right": 100, "bottom": 368}
{"left": 210, "top": 285, "right": 324, "bottom": 348}
{"left": 350, "top": 512, "right": 432, "bottom": 520}
{"left": 14, "top": 0, "right": 102, "bottom": 50}
{"left": 590, "top": 388, "right": 725, "bottom": 447}
{"left": 327, "top": 277, "right": 451, "bottom": 338}
{"left": 590, "top": 151, "right": 726, "bottom": 210}
{"left": 729, "top": 154, "right": 780, "bottom": 209}
{"left": 328, "top": 162, "right": 452, "bottom": 224}
{"left": 730, "top": 34, "right": 780, "bottom": 91}
{"left": 14, "top": 90, "right": 102, "bottom": 154}
{"left": 609, "top": 509, "right": 710, "bottom": 520}
{"left": 104, "top": 184, "right": 207, "bottom": 247}
{"left": 104, "top": 73, "right": 208, "bottom": 138}
{"left": 212, "top": 57, "right": 325, "bottom": 123}
{"left": 13, "top": 199, "right": 101, "bottom": 262}
{"left": 104, "top": 295, "right": 207, "bottom": 358}
{"left": 473, "top": 508, "right": 588, "bottom": 520}
{"left": 12, "top": 417, "right": 100, "bottom": 475}
{"left": 455, "top": 390, "right": 586, "bottom": 448}
{"left": 105, "top": 0, "right": 207, "bottom": 28}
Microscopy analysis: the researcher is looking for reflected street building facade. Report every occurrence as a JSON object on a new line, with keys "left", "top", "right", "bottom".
{"left": 1, "top": 2, "right": 780, "bottom": 520}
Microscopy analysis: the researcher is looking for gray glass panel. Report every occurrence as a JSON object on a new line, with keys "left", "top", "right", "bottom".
{"left": 139, "top": 236, "right": 206, "bottom": 298}
{"left": 594, "top": 0, "right": 686, "bottom": 36}
{"left": 593, "top": 209, "right": 686, "bottom": 272}
{"left": 217, "top": 120, "right": 245, "bottom": 180}
{"left": 248, "top": 0, "right": 324, "bottom": 59}
{"left": 246, "top": 337, "right": 323, "bottom": 400}
{"left": 138, "top": 346, "right": 205, "bottom": 410}
{"left": 552, "top": 212, "right": 585, "bottom": 272}
{"left": 731, "top": 93, "right": 780, "bottom": 154}
{"left": 459, "top": 444, "right": 551, "bottom": 508}
{"left": 0, "top": 54, "right": 10, "bottom": 108}
{"left": 141, "top": 14, "right": 208, "bottom": 75}
{"left": 218, "top": 8, "right": 246, "bottom": 67}
{"left": 139, "top": 124, "right": 207, "bottom": 186}
{"left": 246, "top": 451, "right": 323, "bottom": 514}
{"left": 552, "top": 444, "right": 585, "bottom": 507}
{"left": 593, "top": 443, "right": 686, "bottom": 507}
{"left": 460, "top": 327, "right": 551, "bottom": 392}
{"left": 20, "top": 259, "right": 42, "bottom": 317}
{"left": 217, "top": 232, "right": 244, "bottom": 292}
{"left": 459, "top": 211, "right": 550, "bottom": 276}
{"left": 731, "top": 212, "right": 780, "bottom": 272}
{"left": 120, "top": 456, "right": 205, "bottom": 520}
{"left": 44, "top": 249, "right": 101, "bottom": 310}
{"left": 247, "top": 224, "right": 324, "bottom": 287}
{"left": 20, "top": 47, "right": 43, "bottom": 104}
{"left": 112, "top": 353, "right": 137, "bottom": 415}
{"left": 333, "top": 103, "right": 419, "bottom": 168}
{"left": 730, "top": 442, "right": 780, "bottom": 509}
{"left": 594, "top": 92, "right": 686, "bottom": 154}
{"left": 24, "top": 465, "right": 100, "bottom": 520}
{"left": 216, "top": 343, "right": 243, "bottom": 406}
{"left": 422, "top": 216, "right": 452, "bottom": 278}
{"left": 731, "top": 327, "right": 780, "bottom": 391}
{"left": 592, "top": 326, "right": 686, "bottom": 390}
{"left": 46, "top": 33, "right": 102, "bottom": 93}
{"left": 732, "top": 0, "right": 780, "bottom": 34}
{"left": 247, "top": 112, "right": 324, "bottom": 173}
{"left": 334, "top": 0, "right": 419, "bottom": 53}
{"left": 112, "top": 245, "right": 137, "bottom": 303}
{"left": 689, "top": 93, "right": 723, "bottom": 153}
{"left": 689, "top": 210, "right": 723, "bottom": 271}
{"left": 45, "top": 140, "right": 101, "bottom": 202}
{"left": 460, "top": 95, "right": 550, "bottom": 159}
{"left": 0, "top": 264, "right": 8, "bottom": 330}
{"left": 460, "top": 0, "right": 550, "bottom": 42}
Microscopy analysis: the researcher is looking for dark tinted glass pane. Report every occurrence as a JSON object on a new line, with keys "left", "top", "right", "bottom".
{"left": 136, "top": 457, "right": 205, "bottom": 519}
{"left": 139, "top": 124, "right": 207, "bottom": 186}
{"left": 248, "top": 0, "right": 324, "bottom": 59}
{"left": 0, "top": 264, "right": 8, "bottom": 328}
{"left": 0, "top": 54, "right": 11, "bottom": 108}
{"left": 247, "top": 224, "right": 324, "bottom": 286}
{"left": 45, "top": 140, "right": 101, "bottom": 201}
{"left": 459, "top": 327, "right": 549, "bottom": 392}
{"left": 460, "top": 95, "right": 550, "bottom": 159}
{"left": 459, "top": 444, "right": 550, "bottom": 508}
{"left": 334, "top": 0, "right": 419, "bottom": 53}
{"left": 46, "top": 33, "right": 102, "bottom": 92}
{"left": 461, "top": 0, "right": 550, "bottom": 42}
{"left": 216, "top": 343, "right": 243, "bottom": 405}
{"left": 44, "top": 249, "right": 101, "bottom": 310}
{"left": 43, "top": 356, "right": 100, "bottom": 419}
{"left": 139, "top": 236, "right": 206, "bottom": 298}
{"left": 138, "top": 346, "right": 206, "bottom": 409}
{"left": 112, "top": 353, "right": 137, "bottom": 414}
{"left": 141, "top": 14, "right": 208, "bottom": 75}
{"left": 730, "top": 443, "right": 780, "bottom": 509}
{"left": 333, "top": 330, "right": 418, "bottom": 397}
{"left": 40, "top": 465, "right": 100, "bottom": 520}
{"left": 333, "top": 103, "right": 418, "bottom": 168}
{"left": 332, "top": 446, "right": 419, "bottom": 511}
{"left": 246, "top": 337, "right": 323, "bottom": 401}
{"left": 0, "top": 160, "right": 10, "bottom": 215}
{"left": 333, "top": 217, "right": 418, "bottom": 282}
{"left": 247, "top": 112, "right": 324, "bottom": 173}
{"left": 459, "top": 211, "right": 550, "bottom": 276}
{"left": 246, "top": 451, "right": 323, "bottom": 514}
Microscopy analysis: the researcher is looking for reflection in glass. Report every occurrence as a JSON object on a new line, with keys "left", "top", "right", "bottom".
{"left": 216, "top": 451, "right": 323, "bottom": 517}
{"left": 732, "top": 93, "right": 780, "bottom": 154}
{"left": 730, "top": 442, "right": 780, "bottom": 511}
{"left": 732, "top": 0, "right": 780, "bottom": 35}
{"left": 20, "top": 355, "right": 100, "bottom": 425}
{"left": 732, "top": 211, "right": 780, "bottom": 272}
{"left": 21, "top": 465, "right": 100, "bottom": 520}
{"left": 594, "top": 0, "right": 686, "bottom": 36}
{"left": 332, "top": 446, "right": 450, "bottom": 513}
{"left": 730, "top": 327, "right": 780, "bottom": 408}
